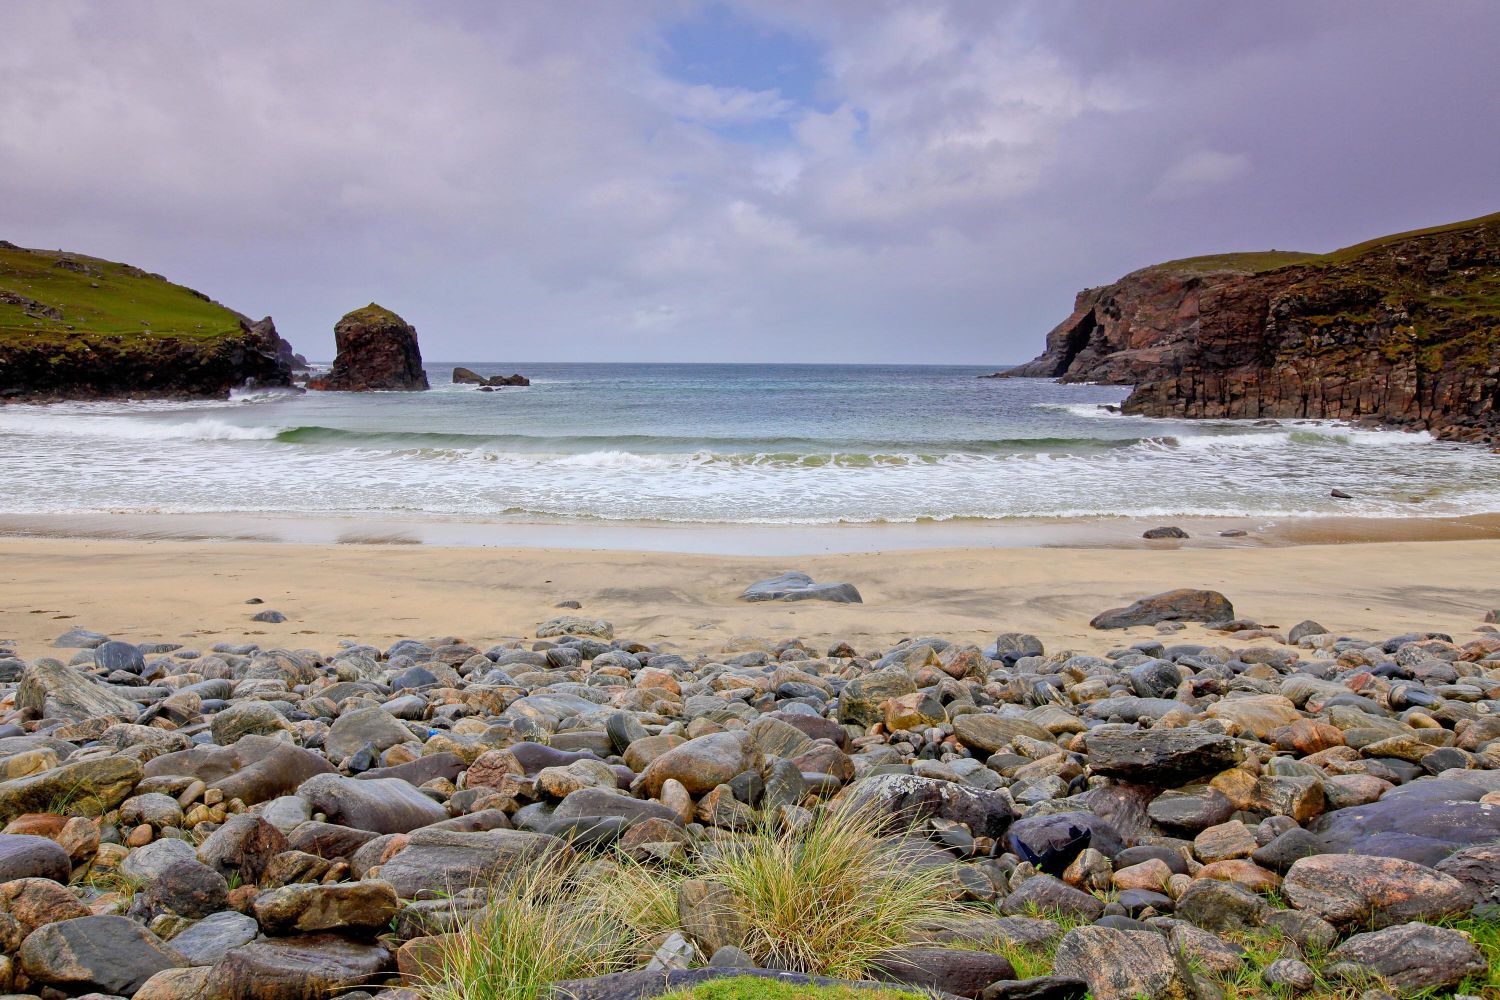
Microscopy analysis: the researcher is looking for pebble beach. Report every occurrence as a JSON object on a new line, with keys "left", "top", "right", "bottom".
{"left": 0, "top": 534, "right": 1496, "bottom": 999}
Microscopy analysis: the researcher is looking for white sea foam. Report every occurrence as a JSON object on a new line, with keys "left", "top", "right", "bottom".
{"left": 2, "top": 367, "right": 1496, "bottom": 524}
{"left": 0, "top": 413, "right": 284, "bottom": 441}
{"left": 1031, "top": 402, "right": 1126, "bottom": 419}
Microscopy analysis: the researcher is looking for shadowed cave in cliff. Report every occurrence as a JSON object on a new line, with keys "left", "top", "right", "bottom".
{"left": 1052, "top": 308, "right": 1097, "bottom": 376}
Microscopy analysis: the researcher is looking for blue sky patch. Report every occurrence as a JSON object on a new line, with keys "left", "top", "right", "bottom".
{"left": 657, "top": 1, "right": 830, "bottom": 143}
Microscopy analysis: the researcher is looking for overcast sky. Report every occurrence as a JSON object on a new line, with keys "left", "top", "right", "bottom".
{"left": 2, "top": 1, "right": 1496, "bottom": 363}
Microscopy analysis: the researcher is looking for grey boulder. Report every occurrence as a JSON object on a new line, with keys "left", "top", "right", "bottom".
{"left": 741, "top": 572, "right": 862, "bottom": 604}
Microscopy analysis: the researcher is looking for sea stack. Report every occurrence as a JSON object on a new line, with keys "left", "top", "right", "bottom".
{"left": 309, "top": 304, "right": 429, "bottom": 391}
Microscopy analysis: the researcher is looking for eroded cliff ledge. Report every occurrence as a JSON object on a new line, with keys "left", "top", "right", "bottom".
{"left": 1006, "top": 213, "right": 1500, "bottom": 445}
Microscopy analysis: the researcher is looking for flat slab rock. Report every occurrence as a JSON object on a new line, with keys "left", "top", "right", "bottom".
{"left": 741, "top": 571, "right": 863, "bottom": 604}
{"left": 205, "top": 933, "right": 391, "bottom": 1000}
{"left": 1089, "top": 589, "right": 1234, "bottom": 629}
{"left": 1084, "top": 727, "right": 1241, "bottom": 784}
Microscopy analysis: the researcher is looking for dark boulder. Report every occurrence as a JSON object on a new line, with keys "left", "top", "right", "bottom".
{"left": 1084, "top": 727, "right": 1241, "bottom": 784}
{"left": 1305, "top": 777, "right": 1500, "bottom": 863}
{"left": 0, "top": 833, "right": 72, "bottom": 883}
{"left": 1090, "top": 589, "right": 1234, "bottom": 629}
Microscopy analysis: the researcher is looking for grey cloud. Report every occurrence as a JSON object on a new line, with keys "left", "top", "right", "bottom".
{"left": 0, "top": 0, "right": 1495, "bottom": 364}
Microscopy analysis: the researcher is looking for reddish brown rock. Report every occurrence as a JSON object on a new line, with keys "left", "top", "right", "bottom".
{"left": 1283, "top": 853, "right": 1470, "bottom": 927}
{"left": 1003, "top": 212, "right": 1500, "bottom": 446}
{"left": 0, "top": 878, "right": 91, "bottom": 935}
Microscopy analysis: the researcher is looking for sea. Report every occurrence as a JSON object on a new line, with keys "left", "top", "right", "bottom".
{"left": 2, "top": 362, "right": 1499, "bottom": 528}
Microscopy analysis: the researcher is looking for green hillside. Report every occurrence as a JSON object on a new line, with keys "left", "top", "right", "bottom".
{"left": 0, "top": 242, "right": 242, "bottom": 346}
{"left": 0, "top": 240, "right": 291, "bottom": 399}
{"left": 1149, "top": 210, "right": 1500, "bottom": 276}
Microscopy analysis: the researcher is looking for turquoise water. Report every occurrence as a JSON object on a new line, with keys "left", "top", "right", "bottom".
{"left": 2, "top": 362, "right": 1498, "bottom": 524}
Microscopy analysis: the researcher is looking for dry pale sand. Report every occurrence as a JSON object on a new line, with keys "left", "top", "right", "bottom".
{"left": 2, "top": 536, "right": 1498, "bottom": 657}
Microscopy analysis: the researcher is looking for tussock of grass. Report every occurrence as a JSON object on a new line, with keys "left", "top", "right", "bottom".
{"left": 653, "top": 977, "right": 924, "bottom": 1000}
{"left": 415, "top": 860, "right": 645, "bottom": 1000}
{"left": 415, "top": 803, "right": 962, "bottom": 1000}
{"left": 687, "top": 803, "right": 962, "bottom": 979}
{"left": 589, "top": 854, "right": 682, "bottom": 943}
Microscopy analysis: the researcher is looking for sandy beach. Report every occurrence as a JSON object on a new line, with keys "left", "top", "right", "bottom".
{"left": 3, "top": 533, "right": 1497, "bottom": 655}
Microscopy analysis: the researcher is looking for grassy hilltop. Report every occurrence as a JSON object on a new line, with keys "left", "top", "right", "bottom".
{"left": 0, "top": 240, "right": 290, "bottom": 399}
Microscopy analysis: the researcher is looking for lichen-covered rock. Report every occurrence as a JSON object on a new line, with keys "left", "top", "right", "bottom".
{"left": 740, "top": 572, "right": 862, "bottom": 604}
{"left": 1084, "top": 727, "right": 1240, "bottom": 784}
{"left": 17, "top": 658, "right": 138, "bottom": 722}
{"left": 840, "top": 773, "right": 1014, "bottom": 838}
{"left": 1052, "top": 925, "right": 1199, "bottom": 1000}
{"left": 1282, "top": 853, "right": 1471, "bottom": 927}
{"left": 374, "top": 828, "right": 571, "bottom": 899}
{"left": 204, "top": 934, "right": 391, "bottom": 1000}
{"left": 1327, "top": 922, "right": 1488, "bottom": 992}
{"left": 252, "top": 880, "right": 399, "bottom": 935}
{"left": 0, "top": 756, "right": 143, "bottom": 822}
{"left": 536, "top": 616, "right": 615, "bottom": 640}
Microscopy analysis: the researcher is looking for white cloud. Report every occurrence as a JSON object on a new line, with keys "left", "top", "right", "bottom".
{"left": 647, "top": 79, "right": 796, "bottom": 124}
{"left": 1153, "top": 149, "right": 1252, "bottom": 200}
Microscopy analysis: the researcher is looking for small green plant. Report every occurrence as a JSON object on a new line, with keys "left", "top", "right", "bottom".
{"left": 42, "top": 780, "right": 91, "bottom": 817}
{"left": 977, "top": 904, "right": 1089, "bottom": 981}
{"left": 652, "top": 977, "right": 924, "bottom": 1000}
{"left": 73, "top": 865, "right": 145, "bottom": 897}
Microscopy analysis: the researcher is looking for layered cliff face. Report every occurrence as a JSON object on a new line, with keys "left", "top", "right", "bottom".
{"left": 1008, "top": 213, "right": 1500, "bottom": 444}
{"left": 308, "top": 304, "right": 429, "bottom": 392}
{"left": 0, "top": 241, "right": 294, "bottom": 400}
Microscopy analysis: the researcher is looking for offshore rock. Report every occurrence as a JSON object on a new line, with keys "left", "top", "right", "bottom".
{"left": 308, "top": 304, "right": 428, "bottom": 392}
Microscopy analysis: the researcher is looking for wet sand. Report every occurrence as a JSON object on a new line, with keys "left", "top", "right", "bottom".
{"left": 2, "top": 510, "right": 1500, "bottom": 554}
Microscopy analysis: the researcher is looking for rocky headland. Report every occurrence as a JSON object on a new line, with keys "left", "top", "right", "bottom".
{"left": 0, "top": 242, "right": 296, "bottom": 401}
{"left": 308, "top": 306, "right": 429, "bottom": 392}
{"left": 1003, "top": 212, "right": 1500, "bottom": 445}
{"left": 0, "top": 588, "right": 1495, "bottom": 1000}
